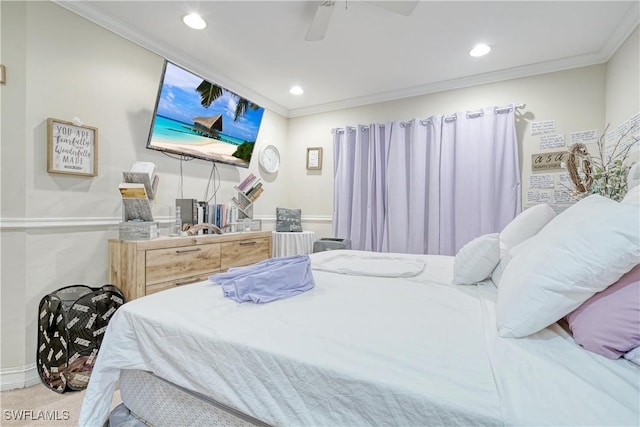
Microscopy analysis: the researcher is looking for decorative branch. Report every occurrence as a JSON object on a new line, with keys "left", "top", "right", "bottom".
{"left": 583, "top": 121, "right": 639, "bottom": 201}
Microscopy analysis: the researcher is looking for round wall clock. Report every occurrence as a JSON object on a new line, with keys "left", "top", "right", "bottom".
{"left": 259, "top": 144, "right": 280, "bottom": 173}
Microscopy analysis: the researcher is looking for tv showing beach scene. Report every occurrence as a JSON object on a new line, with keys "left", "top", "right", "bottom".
{"left": 146, "top": 61, "right": 265, "bottom": 168}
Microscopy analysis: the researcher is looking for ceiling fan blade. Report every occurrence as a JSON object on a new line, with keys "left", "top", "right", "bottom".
{"left": 368, "top": 0, "right": 419, "bottom": 16}
{"left": 305, "top": 1, "right": 335, "bottom": 42}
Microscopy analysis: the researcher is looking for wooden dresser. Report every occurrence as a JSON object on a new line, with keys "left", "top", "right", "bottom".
{"left": 108, "top": 231, "right": 272, "bottom": 301}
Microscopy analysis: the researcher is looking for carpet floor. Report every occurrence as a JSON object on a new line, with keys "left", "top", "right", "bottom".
{"left": 0, "top": 382, "right": 121, "bottom": 426}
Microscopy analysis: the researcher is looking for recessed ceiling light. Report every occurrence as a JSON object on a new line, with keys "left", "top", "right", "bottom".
{"left": 183, "top": 13, "right": 206, "bottom": 30}
{"left": 290, "top": 86, "right": 304, "bottom": 95}
{"left": 469, "top": 43, "right": 491, "bottom": 57}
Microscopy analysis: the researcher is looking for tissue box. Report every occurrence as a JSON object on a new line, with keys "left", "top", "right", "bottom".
{"left": 119, "top": 221, "right": 159, "bottom": 240}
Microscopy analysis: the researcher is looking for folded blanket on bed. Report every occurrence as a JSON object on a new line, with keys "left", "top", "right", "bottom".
{"left": 209, "top": 255, "right": 315, "bottom": 303}
{"left": 311, "top": 251, "right": 426, "bottom": 277}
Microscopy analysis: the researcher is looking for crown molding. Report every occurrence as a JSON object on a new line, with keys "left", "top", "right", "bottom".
{"left": 291, "top": 5, "right": 639, "bottom": 117}
{"left": 600, "top": 5, "right": 639, "bottom": 62}
{"left": 52, "top": 0, "right": 289, "bottom": 119}
{"left": 288, "top": 51, "right": 610, "bottom": 117}
{"left": 53, "top": 1, "right": 639, "bottom": 120}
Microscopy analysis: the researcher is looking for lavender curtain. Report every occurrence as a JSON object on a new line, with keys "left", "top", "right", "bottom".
{"left": 333, "top": 104, "right": 520, "bottom": 255}
{"left": 333, "top": 124, "right": 388, "bottom": 251}
{"left": 439, "top": 106, "right": 521, "bottom": 255}
{"left": 384, "top": 117, "right": 442, "bottom": 254}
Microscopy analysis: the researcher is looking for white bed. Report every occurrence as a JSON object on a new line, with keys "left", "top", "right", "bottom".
{"left": 79, "top": 249, "right": 639, "bottom": 427}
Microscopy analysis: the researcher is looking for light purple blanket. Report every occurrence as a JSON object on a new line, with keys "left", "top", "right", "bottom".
{"left": 209, "top": 255, "right": 315, "bottom": 303}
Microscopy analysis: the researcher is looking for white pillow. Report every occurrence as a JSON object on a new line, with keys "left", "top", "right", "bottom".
{"left": 627, "top": 162, "right": 640, "bottom": 190}
{"left": 499, "top": 203, "right": 556, "bottom": 250}
{"left": 491, "top": 204, "right": 556, "bottom": 287}
{"left": 496, "top": 195, "right": 640, "bottom": 338}
{"left": 453, "top": 233, "right": 500, "bottom": 285}
{"left": 622, "top": 185, "right": 640, "bottom": 205}
{"left": 490, "top": 238, "right": 531, "bottom": 287}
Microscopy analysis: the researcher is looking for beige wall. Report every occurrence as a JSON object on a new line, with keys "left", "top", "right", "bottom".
{"left": 0, "top": 1, "right": 290, "bottom": 389}
{"left": 288, "top": 64, "right": 607, "bottom": 220}
{"left": 605, "top": 25, "right": 639, "bottom": 166}
{"left": 606, "top": 26, "right": 639, "bottom": 129}
{"left": 287, "top": 24, "right": 638, "bottom": 227}
{"left": 0, "top": 2, "right": 638, "bottom": 389}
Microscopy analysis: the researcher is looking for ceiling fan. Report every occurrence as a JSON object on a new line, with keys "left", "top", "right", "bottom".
{"left": 305, "top": 0, "right": 419, "bottom": 41}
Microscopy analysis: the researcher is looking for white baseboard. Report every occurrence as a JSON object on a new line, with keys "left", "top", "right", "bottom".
{"left": 1, "top": 364, "right": 40, "bottom": 391}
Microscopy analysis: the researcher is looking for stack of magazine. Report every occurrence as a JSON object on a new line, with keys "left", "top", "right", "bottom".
{"left": 118, "top": 162, "right": 159, "bottom": 223}
{"left": 232, "top": 173, "right": 263, "bottom": 216}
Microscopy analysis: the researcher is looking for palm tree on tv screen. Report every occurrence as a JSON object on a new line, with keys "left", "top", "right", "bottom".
{"left": 195, "top": 81, "right": 260, "bottom": 121}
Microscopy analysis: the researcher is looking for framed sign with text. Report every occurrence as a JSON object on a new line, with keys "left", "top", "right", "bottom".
{"left": 47, "top": 118, "right": 98, "bottom": 176}
{"left": 306, "top": 147, "right": 323, "bottom": 170}
{"left": 531, "top": 150, "right": 567, "bottom": 172}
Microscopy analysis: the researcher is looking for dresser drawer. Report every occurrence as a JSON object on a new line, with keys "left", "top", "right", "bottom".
{"left": 146, "top": 243, "right": 221, "bottom": 285}
{"left": 221, "top": 238, "right": 270, "bottom": 270}
{"left": 145, "top": 273, "right": 212, "bottom": 295}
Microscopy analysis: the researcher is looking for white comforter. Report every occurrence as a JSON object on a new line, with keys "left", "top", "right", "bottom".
{"left": 79, "top": 250, "right": 639, "bottom": 426}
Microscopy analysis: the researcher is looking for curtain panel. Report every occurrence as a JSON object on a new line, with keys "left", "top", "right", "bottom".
{"left": 332, "top": 104, "right": 520, "bottom": 255}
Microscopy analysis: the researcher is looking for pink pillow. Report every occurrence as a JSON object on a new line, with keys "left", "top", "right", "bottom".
{"left": 565, "top": 264, "right": 640, "bottom": 359}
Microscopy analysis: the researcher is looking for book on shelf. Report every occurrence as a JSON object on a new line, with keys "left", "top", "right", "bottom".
{"left": 231, "top": 176, "right": 264, "bottom": 216}
{"left": 197, "top": 201, "right": 217, "bottom": 234}
{"left": 248, "top": 186, "right": 264, "bottom": 202}
{"left": 123, "top": 162, "right": 159, "bottom": 200}
{"left": 205, "top": 202, "right": 238, "bottom": 231}
{"left": 245, "top": 181, "right": 263, "bottom": 198}
{"left": 119, "top": 183, "right": 153, "bottom": 222}
{"left": 176, "top": 198, "right": 198, "bottom": 230}
{"left": 229, "top": 204, "right": 238, "bottom": 229}
{"left": 196, "top": 204, "right": 204, "bottom": 235}
{"left": 237, "top": 173, "right": 256, "bottom": 192}
{"left": 130, "top": 161, "right": 156, "bottom": 179}
{"left": 207, "top": 203, "right": 215, "bottom": 225}
{"left": 232, "top": 196, "right": 249, "bottom": 210}
{"left": 119, "top": 182, "right": 147, "bottom": 199}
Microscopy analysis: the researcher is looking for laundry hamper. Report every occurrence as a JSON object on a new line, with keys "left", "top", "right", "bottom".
{"left": 36, "top": 284, "right": 125, "bottom": 393}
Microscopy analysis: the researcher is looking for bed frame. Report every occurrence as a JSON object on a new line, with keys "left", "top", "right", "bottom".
{"left": 114, "top": 369, "right": 269, "bottom": 427}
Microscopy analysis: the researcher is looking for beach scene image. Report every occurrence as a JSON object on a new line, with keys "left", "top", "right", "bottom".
{"left": 148, "top": 62, "right": 265, "bottom": 167}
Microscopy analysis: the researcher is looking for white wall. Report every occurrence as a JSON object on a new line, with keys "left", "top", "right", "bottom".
{"left": 1, "top": 1, "right": 638, "bottom": 390}
{"left": 0, "top": 1, "right": 290, "bottom": 390}
{"left": 605, "top": 25, "right": 639, "bottom": 168}
{"left": 288, "top": 24, "right": 638, "bottom": 226}
{"left": 606, "top": 26, "right": 639, "bottom": 128}
{"left": 287, "top": 65, "right": 607, "bottom": 220}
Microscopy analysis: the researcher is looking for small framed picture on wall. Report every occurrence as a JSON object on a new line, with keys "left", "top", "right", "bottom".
{"left": 306, "top": 147, "right": 323, "bottom": 170}
{"left": 47, "top": 118, "right": 98, "bottom": 177}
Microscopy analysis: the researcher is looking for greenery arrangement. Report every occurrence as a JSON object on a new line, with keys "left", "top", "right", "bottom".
{"left": 569, "top": 122, "right": 639, "bottom": 201}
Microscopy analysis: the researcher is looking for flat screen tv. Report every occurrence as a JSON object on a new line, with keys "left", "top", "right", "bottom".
{"left": 146, "top": 60, "right": 265, "bottom": 168}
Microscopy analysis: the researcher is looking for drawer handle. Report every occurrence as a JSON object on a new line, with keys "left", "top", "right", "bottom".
{"left": 239, "top": 241, "right": 257, "bottom": 246}
{"left": 176, "top": 278, "right": 201, "bottom": 286}
{"left": 175, "top": 248, "right": 202, "bottom": 254}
